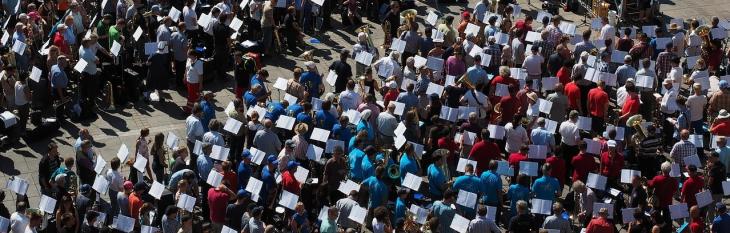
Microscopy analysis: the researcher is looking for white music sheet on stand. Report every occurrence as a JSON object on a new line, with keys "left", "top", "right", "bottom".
{"left": 669, "top": 203, "right": 689, "bottom": 220}
{"left": 531, "top": 199, "right": 552, "bottom": 215}
{"left": 696, "top": 190, "right": 713, "bottom": 208}
{"left": 246, "top": 177, "right": 263, "bottom": 202}
{"left": 669, "top": 163, "right": 681, "bottom": 177}
{"left": 355, "top": 51, "right": 374, "bottom": 66}
{"left": 310, "top": 128, "right": 330, "bottom": 142}
{"left": 426, "top": 11, "right": 438, "bottom": 25}
{"left": 326, "top": 70, "right": 338, "bottom": 86}
{"left": 457, "top": 189, "right": 477, "bottom": 209}
{"left": 133, "top": 154, "right": 148, "bottom": 173}
{"left": 456, "top": 158, "right": 477, "bottom": 173}
{"left": 620, "top": 169, "right": 641, "bottom": 184}
{"left": 450, "top": 214, "right": 469, "bottom": 233}
{"left": 403, "top": 173, "right": 422, "bottom": 191}
{"left": 92, "top": 175, "right": 109, "bottom": 194}
{"left": 250, "top": 147, "right": 266, "bottom": 165}
{"left": 683, "top": 154, "right": 701, "bottom": 167}
{"left": 622, "top": 208, "right": 637, "bottom": 223}
{"left": 348, "top": 205, "right": 367, "bottom": 224}
{"left": 545, "top": 119, "right": 558, "bottom": 133}
{"left": 688, "top": 134, "right": 704, "bottom": 148}
{"left": 605, "top": 125, "right": 625, "bottom": 141}
{"left": 497, "top": 160, "right": 514, "bottom": 176}
{"left": 275, "top": 115, "right": 296, "bottom": 130}
{"left": 519, "top": 161, "right": 538, "bottom": 176}
{"left": 584, "top": 139, "right": 601, "bottom": 155}
{"left": 324, "top": 140, "right": 344, "bottom": 154}
{"left": 30, "top": 66, "right": 42, "bottom": 82}
{"left": 577, "top": 116, "right": 592, "bottom": 130}
{"left": 426, "top": 56, "right": 444, "bottom": 71}
{"left": 587, "top": 173, "right": 607, "bottom": 190}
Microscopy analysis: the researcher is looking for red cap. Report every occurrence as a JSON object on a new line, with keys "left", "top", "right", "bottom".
{"left": 461, "top": 11, "right": 471, "bottom": 19}
{"left": 123, "top": 181, "right": 134, "bottom": 190}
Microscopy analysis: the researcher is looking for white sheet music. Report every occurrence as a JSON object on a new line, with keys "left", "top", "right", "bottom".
{"left": 318, "top": 206, "right": 330, "bottom": 221}
{"left": 355, "top": 51, "right": 374, "bottom": 66}
{"left": 229, "top": 17, "right": 244, "bottom": 31}
{"left": 132, "top": 154, "right": 147, "bottom": 173}
{"left": 6, "top": 176, "right": 28, "bottom": 195}
{"left": 132, "top": 26, "right": 143, "bottom": 41}
{"left": 246, "top": 177, "right": 263, "bottom": 202}
{"left": 250, "top": 147, "right": 266, "bottom": 165}
{"left": 11, "top": 40, "right": 25, "bottom": 56}
{"left": 545, "top": 119, "right": 558, "bottom": 133}
{"left": 456, "top": 158, "right": 477, "bottom": 173}
{"left": 605, "top": 125, "right": 625, "bottom": 141}
{"left": 29, "top": 66, "right": 42, "bottom": 82}
{"left": 696, "top": 190, "right": 713, "bottom": 208}
{"left": 326, "top": 70, "right": 338, "bottom": 86}
{"left": 426, "top": 56, "right": 445, "bottom": 71}
{"left": 465, "top": 23, "right": 480, "bottom": 37}
{"left": 587, "top": 173, "right": 608, "bottom": 190}
{"left": 488, "top": 124, "right": 505, "bottom": 139}
{"left": 611, "top": 50, "right": 628, "bottom": 63}
{"left": 115, "top": 214, "right": 135, "bottom": 233}
{"left": 92, "top": 175, "right": 109, "bottom": 194}
{"left": 294, "top": 166, "right": 309, "bottom": 183}
{"left": 497, "top": 160, "right": 514, "bottom": 176}
{"left": 670, "top": 163, "right": 681, "bottom": 177}
{"left": 392, "top": 101, "right": 405, "bottom": 115}
{"left": 168, "top": 7, "right": 181, "bottom": 22}
{"left": 519, "top": 161, "right": 538, "bottom": 176}
{"left": 458, "top": 106, "right": 476, "bottom": 120}
{"left": 193, "top": 140, "right": 204, "bottom": 156}
{"left": 413, "top": 55, "right": 427, "bottom": 69}
{"left": 669, "top": 203, "right": 689, "bottom": 220}
{"left": 495, "top": 32, "right": 509, "bottom": 45}
{"left": 622, "top": 208, "right": 637, "bottom": 223}
{"left": 526, "top": 31, "right": 541, "bottom": 42}
{"left": 0, "top": 216, "right": 9, "bottom": 233}
{"left": 306, "top": 144, "right": 324, "bottom": 161}
{"left": 403, "top": 173, "right": 422, "bottom": 191}
{"left": 273, "top": 77, "right": 288, "bottom": 91}
{"left": 275, "top": 115, "right": 296, "bottom": 131}
{"left": 223, "top": 118, "right": 243, "bottom": 134}
{"left": 620, "top": 169, "right": 641, "bottom": 184}
{"left": 409, "top": 204, "right": 429, "bottom": 224}
{"left": 149, "top": 181, "right": 166, "bottom": 200}
{"left": 450, "top": 214, "right": 469, "bottom": 233}
{"left": 74, "top": 59, "right": 88, "bottom": 73}
{"left": 577, "top": 116, "right": 592, "bottom": 130}
{"left": 427, "top": 82, "right": 445, "bottom": 97}
{"left": 210, "top": 145, "right": 230, "bottom": 161}
{"left": 324, "top": 140, "right": 344, "bottom": 154}
{"left": 426, "top": 11, "right": 438, "bottom": 25}
{"left": 559, "top": 22, "right": 577, "bottom": 35}
{"left": 390, "top": 38, "right": 406, "bottom": 54}
{"left": 348, "top": 205, "right": 367, "bottom": 224}
{"left": 440, "top": 106, "right": 458, "bottom": 122}
{"left": 338, "top": 180, "right": 360, "bottom": 195}
{"left": 93, "top": 155, "right": 107, "bottom": 174}
{"left": 206, "top": 170, "right": 224, "bottom": 187}
{"left": 683, "top": 154, "right": 701, "bottom": 167}
{"left": 177, "top": 194, "right": 196, "bottom": 212}
{"left": 457, "top": 190, "right": 478, "bottom": 209}
{"left": 531, "top": 199, "right": 552, "bottom": 215}
{"left": 310, "top": 128, "right": 330, "bottom": 142}
{"left": 39, "top": 195, "right": 57, "bottom": 214}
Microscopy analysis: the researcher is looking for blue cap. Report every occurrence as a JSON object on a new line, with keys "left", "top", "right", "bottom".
{"left": 287, "top": 161, "right": 300, "bottom": 170}
{"left": 267, "top": 155, "right": 277, "bottom": 163}
{"left": 237, "top": 189, "right": 250, "bottom": 198}
{"left": 241, "top": 149, "right": 251, "bottom": 159}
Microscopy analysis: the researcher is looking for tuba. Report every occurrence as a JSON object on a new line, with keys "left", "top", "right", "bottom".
{"left": 627, "top": 114, "right": 645, "bottom": 147}
{"left": 387, "top": 163, "right": 400, "bottom": 180}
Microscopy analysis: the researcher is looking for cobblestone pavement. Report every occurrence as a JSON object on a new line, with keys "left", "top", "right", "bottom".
{"left": 1, "top": 0, "right": 727, "bottom": 223}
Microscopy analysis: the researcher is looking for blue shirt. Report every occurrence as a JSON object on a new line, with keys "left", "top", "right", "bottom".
{"left": 292, "top": 211, "right": 310, "bottom": 233}
{"left": 530, "top": 127, "right": 555, "bottom": 150}
{"left": 237, "top": 161, "right": 252, "bottom": 191}
{"left": 200, "top": 100, "right": 216, "bottom": 131}
{"left": 532, "top": 175, "right": 560, "bottom": 200}
{"left": 507, "top": 184, "right": 531, "bottom": 218}
{"left": 332, "top": 123, "right": 353, "bottom": 150}
{"left": 394, "top": 197, "right": 407, "bottom": 223}
{"left": 299, "top": 71, "right": 322, "bottom": 96}
{"left": 712, "top": 213, "right": 730, "bottom": 233}
{"left": 361, "top": 156, "right": 376, "bottom": 179}
{"left": 315, "top": 110, "right": 336, "bottom": 130}
{"left": 196, "top": 154, "right": 213, "bottom": 181}
{"left": 452, "top": 174, "right": 482, "bottom": 194}
{"left": 396, "top": 92, "right": 419, "bottom": 112}
{"left": 296, "top": 112, "right": 313, "bottom": 127}
{"left": 399, "top": 154, "right": 419, "bottom": 182}
{"left": 362, "top": 176, "right": 387, "bottom": 208}
{"left": 348, "top": 148, "right": 366, "bottom": 182}
{"left": 50, "top": 65, "right": 68, "bottom": 91}
{"left": 480, "top": 171, "right": 502, "bottom": 205}
{"left": 466, "top": 65, "right": 488, "bottom": 85}
{"left": 260, "top": 165, "right": 276, "bottom": 206}
{"left": 356, "top": 120, "right": 374, "bottom": 142}
{"left": 287, "top": 104, "right": 303, "bottom": 117}
{"left": 265, "top": 101, "right": 286, "bottom": 122}
{"left": 250, "top": 75, "right": 268, "bottom": 93}
{"left": 419, "top": 38, "right": 434, "bottom": 56}
{"left": 431, "top": 201, "right": 455, "bottom": 233}
{"left": 243, "top": 91, "right": 261, "bottom": 108}
{"left": 428, "top": 164, "right": 447, "bottom": 198}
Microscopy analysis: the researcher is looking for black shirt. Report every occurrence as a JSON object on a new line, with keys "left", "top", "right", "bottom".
{"left": 329, "top": 60, "right": 352, "bottom": 92}
{"left": 508, "top": 213, "right": 538, "bottom": 232}
{"left": 629, "top": 186, "right": 647, "bottom": 208}
{"left": 226, "top": 202, "right": 247, "bottom": 230}
{"left": 710, "top": 161, "right": 726, "bottom": 195}
{"left": 213, "top": 22, "right": 231, "bottom": 48}
{"left": 547, "top": 53, "right": 563, "bottom": 76}
{"left": 235, "top": 57, "right": 256, "bottom": 87}
{"left": 444, "top": 85, "right": 467, "bottom": 108}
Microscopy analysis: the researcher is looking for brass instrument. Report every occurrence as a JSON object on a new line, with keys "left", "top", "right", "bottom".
{"left": 397, "top": 9, "right": 417, "bottom": 37}
{"left": 381, "top": 20, "right": 391, "bottom": 48}
{"left": 105, "top": 80, "right": 116, "bottom": 111}
{"left": 627, "top": 114, "right": 645, "bottom": 147}
{"left": 355, "top": 25, "right": 378, "bottom": 58}
{"left": 387, "top": 163, "right": 400, "bottom": 180}
{"left": 696, "top": 25, "right": 711, "bottom": 37}
{"left": 456, "top": 73, "right": 474, "bottom": 89}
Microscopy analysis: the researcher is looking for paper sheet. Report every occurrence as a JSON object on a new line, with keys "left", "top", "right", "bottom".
{"left": 246, "top": 177, "right": 263, "bottom": 202}
{"left": 456, "top": 158, "right": 477, "bottom": 173}
{"left": 456, "top": 190, "right": 478, "bottom": 209}
{"left": 325, "top": 139, "right": 345, "bottom": 154}
{"left": 620, "top": 169, "right": 641, "bottom": 184}
{"left": 587, "top": 173, "right": 608, "bottom": 190}
{"left": 528, "top": 145, "right": 547, "bottom": 159}
{"left": 531, "top": 199, "right": 552, "bottom": 215}
{"left": 450, "top": 214, "right": 469, "bottom": 233}
{"left": 39, "top": 195, "right": 57, "bottom": 214}
{"left": 177, "top": 194, "right": 196, "bottom": 212}
{"left": 149, "top": 181, "right": 166, "bottom": 200}
{"left": 519, "top": 161, "right": 538, "bottom": 176}
{"left": 669, "top": 203, "right": 689, "bottom": 220}
{"left": 92, "top": 175, "right": 109, "bottom": 194}
{"left": 310, "top": 128, "right": 330, "bottom": 142}
{"left": 306, "top": 144, "right": 324, "bottom": 161}
{"left": 294, "top": 166, "right": 309, "bottom": 183}
{"left": 402, "top": 173, "right": 422, "bottom": 191}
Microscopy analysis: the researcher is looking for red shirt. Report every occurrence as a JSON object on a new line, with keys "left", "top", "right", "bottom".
{"left": 514, "top": 20, "right": 532, "bottom": 35}
{"left": 438, "top": 137, "right": 459, "bottom": 166}
{"left": 681, "top": 175, "right": 705, "bottom": 207}
{"left": 207, "top": 188, "right": 231, "bottom": 223}
{"left": 546, "top": 155, "right": 566, "bottom": 186}
{"left": 128, "top": 193, "right": 143, "bottom": 219}
{"left": 489, "top": 76, "right": 519, "bottom": 104}
{"left": 690, "top": 218, "right": 705, "bottom": 233}
{"left": 556, "top": 67, "right": 571, "bottom": 86}
{"left": 499, "top": 95, "right": 519, "bottom": 123}
{"left": 508, "top": 152, "right": 528, "bottom": 171}
{"left": 586, "top": 217, "right": 614, "bottom": 233}
{"left": 223, "top": 171, "right": 238, "bottom": 190}
{"left": 587, "top": 87, "right": 608, "bottom": 117}
{"left": 648, "top": 174, "right": 678, "bottom": 207}
{"left": 565, "top": 82, "right": 581, "bottom": 110}
{"left": 711, "top": 120, "right": 730, "bottom": 136}
{"left": 621, "top": 93, "right": 640, "bottom": 122}
{"left": 53, "top": 32, "right": 70, "bottom": 55}
{"left": 383, "top": 90, "right": 399, "bottom": 107}
{"left": 281, "top": 170, "right": 301, "bottom": 195}
{"left": 571, "top": 152, "right": 598, "bottom": 182}
{"left": 600, "top": 152, "right": 624, "bottom": 178}
{"left": 468, "top": 141, "right": 501, "bottom": 175}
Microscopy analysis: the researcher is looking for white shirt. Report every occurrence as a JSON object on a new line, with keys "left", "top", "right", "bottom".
{"left": 668, "top": 66, "right": 683, "bottom": 85}
{"left": 106, "top": 169, "right": 124, "bottom": 192}
{"left": 686, "top": 94, "right": 707, "bottom": 122}
{"left": 183, "top": 6, "right": 199, "bottom": 30}
{"left": 10, "top": 211, "right": 28, "bottom": 233}
{"left": 616, "top": 85, "right": 628, "bottom": 106}
{"left": 671, "top": 31, "right": 685, "bottom": 57}
{"left": 462, "top": 89, "right": 490, "bottom": 118}
{"left": 186, "top": 58, "right": 204, "bottom": 83}
{"left": 599, "top": 24, "right": 615, "bottom": 41}
{"left": 504, "top": 122, "right": 528, "bottom": 153}
{"left": 185, "top": 115, "right": 204, "bottom": 142}
{"left": 13, "top": 81, "right": 27, "bottom": 106}
{"left": 202, "top": 131, "right": 225, "bottom": 146}
{"left": 522, "top": 53, "right": 544, "bottom": 75}
{"left": 558, "top": 120, "right": 579, "bottom": 146}
{"left": 338, "top": 89, "right": 361, "bottom": 110}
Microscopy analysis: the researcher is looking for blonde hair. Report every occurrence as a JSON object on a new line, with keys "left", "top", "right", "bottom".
{"left": 295, "top": 123, "right": 308, "bottom": 135}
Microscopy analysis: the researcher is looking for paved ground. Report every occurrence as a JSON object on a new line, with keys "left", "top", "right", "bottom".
{"left": 1, "top": 0, "right": 727, "bottom": 222}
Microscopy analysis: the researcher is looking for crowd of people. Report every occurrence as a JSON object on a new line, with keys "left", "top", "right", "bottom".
{"left": 2, "top": 0, "right": 730, "bottom": 232}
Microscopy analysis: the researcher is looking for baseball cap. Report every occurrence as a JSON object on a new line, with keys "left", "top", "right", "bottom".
{"left": 237, "top": 189, "right": 251, "bottom": 198}
{"left": 123, "top": 181, "right": 134, "bottom": 190}
{"left": 287, "top": 161, "right": 300, "bottom": 170}
{"left": 241, "top": 149, "right": 251, "bottom": 159}
{"left": 285, "top": 139, "right": 296, "bottom": 148}
{"left": 267, "top": 155, "right": 277, "bottom": 163}
{"left": 134, "top": 182, "right": 147, "bottom": 191}
{"left": 720, "top": 80, "right": 729, "bottom": 89}
{"left": 717, "top": 202, "right": 727, "bottom": 212}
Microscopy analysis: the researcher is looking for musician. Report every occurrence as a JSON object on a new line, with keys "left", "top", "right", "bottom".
{"left": 108, "top": 19, "right": 125, "bottom": 50}
{"left": 707, "top": 152, "right": 727, "bottom": 220}
{"left": 260, "top": 0, "right": 276, "bottom": 55}
{"left": 452, "top": 163, "right": 480, "bottom": 218}
{"left": 328, "top": 50, "right": 353, "bottom": 93}
{"left": 10, "top": 23, "right": 28, "bottom": 73}
{"left": 323, "top": 146, "right": 347, "bottom": 204}
{"left": 184, "top": 50, "right": 204, "bottom": 112}
{"left": 300, "top": 61, "right": 323, "bottom": 97}
{"left": 573, "top": 30, "right": 595, "bottom": 59}
{"left": 647, "top": 162, "right": 678, "bottom": 223}
{"left": 170, "top": 23, "right": 189, "bottom": 88}
{"left": 54, "top": 24, "right": 71, "bottom": 55}
{"left": 282, "top": 6, "right": 300, "bottom": 53}
{"left": 182, "top": 0, "right": 199, "bottom": 45}
{"left": 382, "top": 1, "right": 400, "bottom": 46}
{"left": 362, "top": 165, "right": 388, "bottom": 211}
{"left": 147, "top": 43, "right": 172, "bottom": 98}
{"left": 50, "top": 56, "right": 68, "bottom": 105}
{"left": 668, "top": 23, "right": 685, "bottom": 58}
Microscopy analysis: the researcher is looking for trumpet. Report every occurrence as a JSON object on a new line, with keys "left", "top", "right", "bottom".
{"left": 457, "top": 74, "right": 475, "bottom": 89}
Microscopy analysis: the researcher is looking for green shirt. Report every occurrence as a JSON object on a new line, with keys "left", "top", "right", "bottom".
{"left": 108, "top": 25, "right": 121, "bottom": 48}
{"left": 319, "top": 219, "right": 337, "bottom": 233}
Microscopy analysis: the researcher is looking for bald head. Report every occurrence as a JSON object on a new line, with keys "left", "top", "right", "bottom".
{"left": 680, "top": 129, "right": 690, "bottom": 140}
{"left": 263, "top": 119, "right": 273, "bottom": 128}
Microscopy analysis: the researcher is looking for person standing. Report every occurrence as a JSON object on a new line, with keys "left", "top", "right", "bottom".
{"left": 184, "top": 50, "right": 204, "bottom": 112}
{"left": 170, "top": 23, "right": 189, "bottom": 88}
{"left": 328, "top": 50, "right": 353, "bottom": 93}
{"left": 587, "top": 80, "right": 609, "bottom": 133}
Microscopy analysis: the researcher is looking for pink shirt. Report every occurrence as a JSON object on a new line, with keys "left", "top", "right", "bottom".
{"left": 445, "top": 56, "right": 466, "bottom": 77}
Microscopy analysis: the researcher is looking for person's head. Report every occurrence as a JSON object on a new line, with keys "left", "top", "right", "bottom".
{"left": 165, "top": 206, "right": 179, "bottom": 218}
{"left": 16, "top": 201, "right": 27, "bottom": 213}
{"left": 598, "top": 207, "right": 609, "bottom": 218}
{"left": 328, "top": 207, "right": 339, "bottom": 220}
{"left": 572, "top": 180, "right": 586, "bottom": 193}
{"left": 660, "top": 161, "right": 672, "bottom": 175}
{"left": 717, "top": 202, "right": 727, "bottom": 214}
{"left": 516, "top": 200, "right": 528, "bottom": 214}
{"left": 64, "top": 156, "right": 75, "bottom": 169}
{"left": 29, "top": 210, "right": 43, "bottom": 227}
{"left": 464, "top": 163, "right": 474, "bottom": 175}
{"left": 181, "top": 214, "right": 193, "bottom": 228}
{"left": 443, "top": 188, "right": 457, "bottom": 203}
{"left": 680, "top": 129, "right": 690, "bottom": 140}
{"left": 582, "top": 30, "right": 592, "bottom": 40}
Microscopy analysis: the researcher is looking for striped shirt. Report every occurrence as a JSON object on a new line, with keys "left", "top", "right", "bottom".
{"left": 670, "top": 140, "right": 696, "bottom": 168}
{"left": 467, "top": 216, "right": 500, "bottom": 233}
{"left": 638, "top": 136, "right": 662, "bottom": 158}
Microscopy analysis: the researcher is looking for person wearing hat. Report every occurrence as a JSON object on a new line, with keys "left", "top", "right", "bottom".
{"left": 710, "top": 109, "right": 730, "bottom": 136}
{"left": 260, "top": 155, "right": 279, "bottom": 206}
{"left": 146, "top": 40, "right": 173, "bottom": 102}
{"left": 300, "top": 61, "right": 324, "bottom": 97}
{"left": 53, "top": 23, "right": 71, "bottom": 55}
{"left": 586, "top": 207, "right": 613, "bottom": 232}
{"left": 236, "top": 149, "right": 253, "bottom": 190}
{"left": 668, "top": 22, "right": 686, "bottom": 57}
{"left": 116, "top": 180, "right": 134, "bottom": 216}
{"left": 600, "top": 139, "right": 625, "bottom": 185}
{"left": 712, "top": 202, "right": 730, "bottom": 232}
{"left": 129, "top": 182, "right": 147, "bottom": 220}
{"left": 373, "top": 51, "right": 402, "bottom": 80}
{"left": 352, "top": 31, "right": 377, "bottom": 76}
{"left": 709, "top": 79, "right": 730, "bottom": 118}
{"left": 383, "top": 81, "right": 400, "bottom": 107}
{"left": 281, "top": 160, "right": 302, "bottom": 195}
{"left": 224, "top": 190, "right": 250, "bottom": 231}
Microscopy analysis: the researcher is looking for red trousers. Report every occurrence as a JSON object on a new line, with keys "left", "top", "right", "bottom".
{"left": 186, "top": 82, "right": 200, "bottom": 109}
